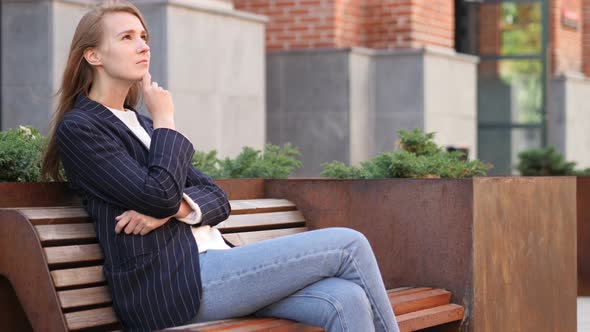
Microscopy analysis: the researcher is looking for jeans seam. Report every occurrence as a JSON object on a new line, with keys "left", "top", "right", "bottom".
{"left": 202, "top": 249, "right": 343, "bottom": 288}
{"left": 342, "top": 249, "right": 390, "bottom": 332}
{"left": 288, "top": 292, "right": 349, "bottom": 332}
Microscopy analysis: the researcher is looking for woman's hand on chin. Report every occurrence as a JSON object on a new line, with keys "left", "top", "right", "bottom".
{"left": 115, "top": 210, "right": 171, "bottom": 236}
{"left": 142, "top": 71, "right": 175, "bottom": 129}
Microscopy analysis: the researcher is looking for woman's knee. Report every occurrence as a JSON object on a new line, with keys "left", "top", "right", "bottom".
{"left": 322, "top": 227, "right": 370, "bottom": 247}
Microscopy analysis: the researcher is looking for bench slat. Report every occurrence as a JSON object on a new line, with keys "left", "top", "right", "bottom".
{"left": 45, "top": 244, "right": 103, "bottom": 266}
{"left": 397, "top": 303, "right": 464, "bottom": 332}
{"left": 166, "top": 317, "right": 322, "bottom": 332}
{"left": 64, "top": 307, "right": 118, "bottom": 331}
{"left": 36, "top": 223, "right": 96, "bottom": 244}
{"left": 51, "top": 266, "right": 105, "bottom": 288}
{"left": 388, "top": 287, "right": 432, "bottom": 297}
{"left": 216, "top": 211, "right": 306, "bottom": 232}
{"left": 15, "top": 207, "right": 90, "bottom": 225}
{"left": 58, "top": 286, "right": 112, "bottom": 309}
{"left": 230, "top": 199, "right": 296, "bottom": 215}
{"left": 223, "top": 227, "right": 309, "bottom": 247}
{"left": 391, "top": 289, "right": 451, "bottom": 315}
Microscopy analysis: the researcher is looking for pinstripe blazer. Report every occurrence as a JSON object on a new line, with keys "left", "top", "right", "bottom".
{"left": 56, "top": 94, "right": 231, "bottom": 331}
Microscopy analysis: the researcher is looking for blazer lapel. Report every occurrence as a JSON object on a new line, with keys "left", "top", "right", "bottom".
{"left": 75, "top": 94, "right": 153, "bottom": 150}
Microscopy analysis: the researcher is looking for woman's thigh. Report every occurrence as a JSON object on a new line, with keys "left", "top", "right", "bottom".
{"left": 191, "top": 227, "right": 368, "bottom": 322}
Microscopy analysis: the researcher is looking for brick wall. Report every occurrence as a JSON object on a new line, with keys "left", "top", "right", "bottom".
{"left": 584, "top": 0, "right": 590, "bottom": 76}
{"left": 551, "top": 0, "right": 583, "bottom": 74}
{"left": 233, "top": 0, "right": 454, "bottom": 51}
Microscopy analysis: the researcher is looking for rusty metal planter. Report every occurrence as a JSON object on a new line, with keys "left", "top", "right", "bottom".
{"left": 265, "top": 177, "right": 577, "bottom": 332}
{"left": 0, "top": 178, "right": 577, "bottom": 332}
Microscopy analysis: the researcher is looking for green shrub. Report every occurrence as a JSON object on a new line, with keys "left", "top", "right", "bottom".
{"left": 321, "top": 129, "right": 492, "bottom": 179}
{"left": 517, "top": 146, "right": 590, "bottom": 176}
{"left": 0, "top": 126, "right": 47, "bottom": 182}
{"left": 192, "top": 143, "right": 302, "bottom": 179}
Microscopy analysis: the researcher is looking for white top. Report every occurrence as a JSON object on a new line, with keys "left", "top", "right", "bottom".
{"left": 107, "top": 106, "right": 231, "bottom": 253}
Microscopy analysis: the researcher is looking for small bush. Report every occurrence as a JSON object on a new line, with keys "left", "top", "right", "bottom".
{"left": 321, "top": 129, "right": 492, "bottom": 179}
{"left": 0, "top": 126, "right": 47, "bottom": 182}
{"left": 192, "top": 143, "right": 302, "bottom": 179}
{"left": 517, "top": 146, "right": 590, "bottom": 176}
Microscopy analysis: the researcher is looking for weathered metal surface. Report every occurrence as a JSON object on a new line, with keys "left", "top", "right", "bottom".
{"left": 214, "top": 179, "right": 266, "bottom": 200}
{"left": 265, "top": 179, "right": 473, "bottom": 332}
{"left": 473, "top": 177, "right": 577, "bottom": 332}
{"left": 266, "top": 177, "right": 577, "bottom": 332}
{"left": 579, "top": 176, "right": 590, "bottom": 296}
{"left": 0, "top": 182, "right": 79, "bottom": 208}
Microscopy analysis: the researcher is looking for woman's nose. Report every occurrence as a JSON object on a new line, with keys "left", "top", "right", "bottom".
{"left": 138, "top": 39, "right": 150, "bottom": 53}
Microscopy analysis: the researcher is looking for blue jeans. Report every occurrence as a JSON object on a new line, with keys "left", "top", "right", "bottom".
{"left": 184, "top": 227, "right": 400, "bottom": 332}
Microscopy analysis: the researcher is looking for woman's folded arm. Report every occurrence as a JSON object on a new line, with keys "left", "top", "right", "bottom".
{"left": 57, "top": 116, "right": 195, "bottom": 218}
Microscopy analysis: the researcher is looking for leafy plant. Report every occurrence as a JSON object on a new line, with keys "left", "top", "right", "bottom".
{"left": 0, "top": 126, "right": 47, "bottom": 182}
{"left": 192, "top": 143, "right": 302, "bottom": 179}
{"left": 517, "top": 146, "right": 590, "bottom": 176}
{"left": 321, "top": 129, "right": 492, "bottom": 179}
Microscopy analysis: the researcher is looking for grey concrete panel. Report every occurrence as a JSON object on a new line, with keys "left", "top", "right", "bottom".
{"left": 268, "top": 50, "right": 350, "bottom": 114}
{"left": 1, "top": 2, "right": 52, "bottom": 87}
{"left": 349, "top": 51, "right": 374, "bottom": 165}
{"left": 424, "top": 50, "right": 477, "bottom": 157}
{"left": 550, "top": 73, "right": 590, "bottom": 168}
{"left": 373, "top": 55, "right": 423, "bottom": 115}
{"left": 2, "top": 85, "right": 54, "bottom": 132}
{"left": 268, "top": 111, "right": 349, "bottom": 177}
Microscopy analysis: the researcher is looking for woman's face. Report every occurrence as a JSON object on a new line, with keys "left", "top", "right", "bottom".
{"left": 95, "top": 11, "right": 150, "bottom": 82}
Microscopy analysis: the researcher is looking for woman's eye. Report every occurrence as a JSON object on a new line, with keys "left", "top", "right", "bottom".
{"left": 122, "top": 35, "right": 131, "bottom": 40}
{"left": 141, "top": 35, "right": 147, "bottom": 41}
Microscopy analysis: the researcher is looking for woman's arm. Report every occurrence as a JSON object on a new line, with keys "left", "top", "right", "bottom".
{"left": 57, "top": 115, "right": 194, "bottom": 218}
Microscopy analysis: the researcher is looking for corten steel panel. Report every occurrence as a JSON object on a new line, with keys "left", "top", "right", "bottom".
{"left": 473, "top": 177, "right": 577, "bottom": 332}
{"left": 214, "top": 179, "right": 266, "bottom": 200}
{"left": 265, "top": 178, "right": 474, "bottom": 331}
{"left": 0, "top": 182, "right": 79, "bottom": 208}
{"left": 579, "top": 176, "right": 590, "bottom": 295}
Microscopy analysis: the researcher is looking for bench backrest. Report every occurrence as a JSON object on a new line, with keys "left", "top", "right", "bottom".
{"left": 10, "top": 198, "right": 307, "bottom": 331}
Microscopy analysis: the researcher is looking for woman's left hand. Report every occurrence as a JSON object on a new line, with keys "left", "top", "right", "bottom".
{"left": 115, "top": 210, "right": 171, "bottom": 235}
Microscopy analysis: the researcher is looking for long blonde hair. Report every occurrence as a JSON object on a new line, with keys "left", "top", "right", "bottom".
{"left": 41, "top": 0, "right": 150, "bottom": 181}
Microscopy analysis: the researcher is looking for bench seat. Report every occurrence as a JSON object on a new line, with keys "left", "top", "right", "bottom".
{"left": 0, "top": 199, "right": 464, "bottom": 331}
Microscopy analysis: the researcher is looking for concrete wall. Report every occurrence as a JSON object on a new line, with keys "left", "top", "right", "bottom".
{"left": 1, "top": 0, "right": 54, "bottom": 132}
{"left": 550, "top": 71, "right": 590, "bottom": 168}
{"left": 267, "top": 46, "right": 478, "bottom": 176}
{"left": 2, "top": 0, "right": 267, "bottom": 159}
{"left": 267, "top": 49, "right": 351, "bottom": 176}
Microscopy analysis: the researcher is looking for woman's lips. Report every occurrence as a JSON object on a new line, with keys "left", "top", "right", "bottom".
{"left": 137, "top": 60, "right": 148, "bottom": 64}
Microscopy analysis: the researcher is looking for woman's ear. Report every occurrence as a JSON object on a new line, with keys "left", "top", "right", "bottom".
{"left": 83, "top": 47, "right": 102, "bottom": 66}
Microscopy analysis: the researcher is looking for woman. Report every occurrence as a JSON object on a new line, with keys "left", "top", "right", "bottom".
{"left": 41, "top": 2, "right": 400, "bottom": 332}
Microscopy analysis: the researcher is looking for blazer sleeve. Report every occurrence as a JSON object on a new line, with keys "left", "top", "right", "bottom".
{"left": 57, "top": 117, "right": 194, "bottom": 218}
{"left": 182, "top": 165, "right": 231, "bottom": 227}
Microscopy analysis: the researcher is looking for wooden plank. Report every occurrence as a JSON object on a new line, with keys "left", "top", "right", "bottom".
{"left": 15, "top": 207, "right": 90, "bottom": 225}
{"left": 388, "top": 287, "right": 432, "bottom": 297}
{"left": 229, "top": 199, "right": 296, "bottom": 215}
{"left": 35, "top": 223, "right": 96, "bottom": 244}
{"left": 165, "top": 317, "right": 322, "bottom": 332}
{"left": 51, "top": 266, "right": 106, "bottom": 288}
{"left": 391, "top": 289, "right": 451, "bottom": 315}
{"left": 397, "top": 304, "right": 464, "bottom": 332}
{"left": 64, "top": 307, "right": 118, "bottom": 331}
{"left": 216, "top": 211, "right": 306, "bottom": 232}
{"left": 45, "top": 244, "right": 103, "bottom": 265}
{"left": 222, "top": 227, "right": 309, "bottom": 247}
{"left": 58, "top": 286, "right": 112, "bottom": 309}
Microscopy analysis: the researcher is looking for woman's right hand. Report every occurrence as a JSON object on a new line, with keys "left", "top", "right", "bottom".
{"left": 142, "top": 71, "right": 175, "bottom": 129}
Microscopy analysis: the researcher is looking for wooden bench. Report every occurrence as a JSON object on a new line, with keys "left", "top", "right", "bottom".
{"left": 0, "top": 198, "right": 464, "bottom": 332}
